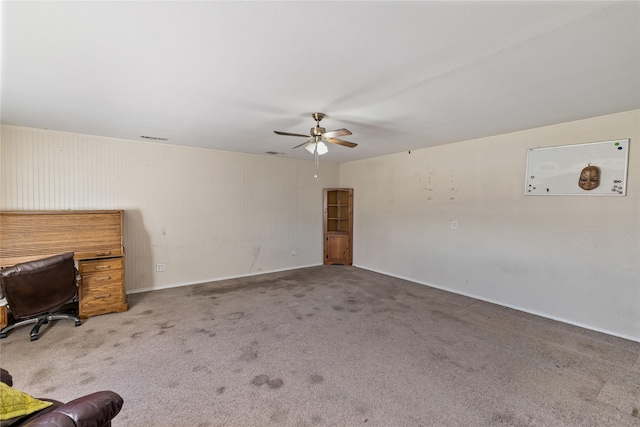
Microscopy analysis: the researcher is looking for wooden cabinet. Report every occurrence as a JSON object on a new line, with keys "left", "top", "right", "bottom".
{"left": 78, "top": 257, "right": 126, "bottom": 318}
{"left": 323, "top": 188, "right": 353, "bottom": 265}
{"left": 0, "top": 210, "right": 128, "bottom": 319}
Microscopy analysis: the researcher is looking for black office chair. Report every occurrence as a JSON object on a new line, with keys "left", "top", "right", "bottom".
{"left": 0, "top": 252, "right": 81, "bottom": 341}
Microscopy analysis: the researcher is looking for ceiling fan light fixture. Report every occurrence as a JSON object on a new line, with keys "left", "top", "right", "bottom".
{"left": 317, "top": 141, "right": 328, "bottom": 155}
{"left": 304, "top": 141, "right": 328, "bottom": 155}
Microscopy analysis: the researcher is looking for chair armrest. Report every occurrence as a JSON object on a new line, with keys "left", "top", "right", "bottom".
{"left": 0, "top": 368, "right": 13, "bottom": 386}
{"left": 22, "top": 391, "right": 123, "bottom": 427}
{"left": 22, "top": 412, "right": 76, "bottom": 427}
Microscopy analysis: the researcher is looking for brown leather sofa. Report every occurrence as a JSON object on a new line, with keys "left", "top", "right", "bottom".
{"left": 0, "top": 368, "right": 123, "bottom": 427}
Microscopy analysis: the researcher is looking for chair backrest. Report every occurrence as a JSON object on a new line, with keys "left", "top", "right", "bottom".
{"left": 0, "top": 252, "right": 76, "bottom": 319}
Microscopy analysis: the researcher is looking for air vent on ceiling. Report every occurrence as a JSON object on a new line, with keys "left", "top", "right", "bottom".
{"left": 140, "top": 135, "right": 168, "bottom": 141}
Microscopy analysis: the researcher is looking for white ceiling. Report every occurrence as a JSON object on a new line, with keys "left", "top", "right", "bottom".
{"left": 2, "top": 1, "right": 639, "bottom": 163}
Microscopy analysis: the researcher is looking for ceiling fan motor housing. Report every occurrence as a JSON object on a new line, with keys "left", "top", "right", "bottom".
{"left": 311, "top": 126, "right": 326, "bottom": 137}
{"left": 311, "top": 113, "right": 326, "bottom": 139}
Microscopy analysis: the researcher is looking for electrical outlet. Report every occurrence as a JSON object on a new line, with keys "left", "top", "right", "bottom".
{"left": 291, "top": 248, "right": 298, "bottom": 256}
{"left": 156, "top": 263, "right": 166, "bottom": 272}
{"left": 451, "top": 221, "right": 458, "bottom": 230}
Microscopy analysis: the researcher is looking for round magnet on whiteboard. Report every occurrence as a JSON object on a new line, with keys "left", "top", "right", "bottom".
{"left": 618, "top": 147, "right": 623, "bottom": 150}
{"left": 615, "top": 142, "right": 620, "bottom": 146}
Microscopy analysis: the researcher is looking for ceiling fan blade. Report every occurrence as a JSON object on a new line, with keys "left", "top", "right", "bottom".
{"left": 274, "top": 130, "right": 310, "bottom": 138}
{"left": 292, "top": 140, "right": 311, "bottom": 149}
{"left": 326, "top": 138, "right": 357, "bottom": 148}
{"left": 322, "top": 128, "right": 352, "bottom": 138}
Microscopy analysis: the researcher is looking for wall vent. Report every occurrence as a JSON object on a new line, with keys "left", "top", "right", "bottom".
{"left": 140, "top": 135, "right": 168, "bottom": 141}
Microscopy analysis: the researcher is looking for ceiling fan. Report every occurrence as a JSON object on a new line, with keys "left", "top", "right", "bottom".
{"left": 274, "top": 112, "right": 357, "bottom": 155}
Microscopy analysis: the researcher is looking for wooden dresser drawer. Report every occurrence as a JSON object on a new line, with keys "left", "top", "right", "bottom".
{"left": 78, "top": 257, "right": 123, "bottom": 274}
{"left": 79, "top": 281, "right": 125, "bottom": 318}
{"left": 81, "top": 270, "right": 123, "bottom": 288}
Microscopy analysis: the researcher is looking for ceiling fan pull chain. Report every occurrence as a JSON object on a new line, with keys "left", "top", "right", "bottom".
{"left": 314, "top": 144, "right": 319, "bottom": 179}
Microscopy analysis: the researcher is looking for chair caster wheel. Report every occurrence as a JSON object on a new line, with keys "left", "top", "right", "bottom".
{"left": 30, "top": 335, "right": 38, "bottom": 341}
{"left": 0, "top": 333, "right": 6, "bottom": 339}
{"left": 75, "top": 320, "right": 82, "bottom": 327}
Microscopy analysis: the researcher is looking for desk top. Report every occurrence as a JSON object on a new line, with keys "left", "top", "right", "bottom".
{"left": 0, "top": 210, "right": 124, "bottom": 267}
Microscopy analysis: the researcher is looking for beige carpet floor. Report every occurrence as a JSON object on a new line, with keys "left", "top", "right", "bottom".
{"left": 1, "top": 266, "right": 639, "bottom": 426}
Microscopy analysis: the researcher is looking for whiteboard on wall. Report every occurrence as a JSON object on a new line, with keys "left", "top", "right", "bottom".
{"left": 525, "top": 139, "right": 629, "bottom": 196}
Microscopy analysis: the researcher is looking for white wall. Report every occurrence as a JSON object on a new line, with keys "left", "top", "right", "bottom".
{"left": 3, "top": 112, "right": 638, "bottom": 341}
{"left": 0, "top": 126, "right": 339, "bottom": 292}
{"left": 340, "top": 110, "right": 640, "bottom": 341}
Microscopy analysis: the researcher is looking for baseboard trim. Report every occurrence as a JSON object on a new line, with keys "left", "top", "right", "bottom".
{"left": 354, "top": 264, "right": 640, "bottom": 343}
{"left": 127, "top": 263, "right": 323, "bottom": 295}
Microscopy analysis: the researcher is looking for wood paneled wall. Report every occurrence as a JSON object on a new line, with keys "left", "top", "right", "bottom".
{"left": 1, "top": 125, "right": 339, "bottom": 292}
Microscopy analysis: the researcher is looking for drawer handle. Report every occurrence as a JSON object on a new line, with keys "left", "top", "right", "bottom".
{"left": 95, "top": 294, "right": 112, "bottom": 300}
{"left": 96, "top": 251, "right": 112, "bottom": 256}
{"left": 94, "top": 276, "right": 112, "bottom": 282}
{"left": 95, "top": 265, "right": 111, "bottom": 270}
